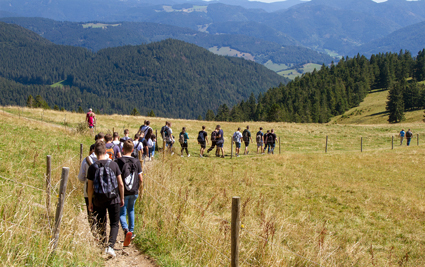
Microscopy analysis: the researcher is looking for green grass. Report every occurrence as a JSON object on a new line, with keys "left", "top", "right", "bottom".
{"left": 324, "top": 49, "right": 341, "bottom": 58}
{"left": 278, "top": 63, "right": 322, "bottom": 80}
{"left": 208, "top": 46, "right": 255, "bottom": 61}
{"left": 50, "top": 80, "right": 72, "bottom": 88}
{"left": 264, "top": 60, "right": 291, "bottom": 72}
{"left": 3, "top": 106, "right": 425, "bottom": 266}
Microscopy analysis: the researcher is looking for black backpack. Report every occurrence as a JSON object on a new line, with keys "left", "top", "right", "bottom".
{"left": 242, "top": 130, "right": 249, "bottom": 142}
{"left": 211, "top": 131, "right": 217, "bottom": 141}
{"left": 92, "top": 161, "right": 119, "bottom": 202}
{"left": 117, "top": 157, "right": 139, "bottom": 195}
{"left": 197, "top": 131, "right": 205, "bottom": 142}
{"left": 406, "top": 131, "right": 412, "bottom": 138}
{"left": 256, "top": 133, "right": 262, "bottom": 143}
{"left": 131, "top": 141, "right": 140, "bottom": 158}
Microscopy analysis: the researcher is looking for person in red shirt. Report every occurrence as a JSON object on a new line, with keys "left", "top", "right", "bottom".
{"left": 86, "top": 108, "right": 96, "bottom": 134}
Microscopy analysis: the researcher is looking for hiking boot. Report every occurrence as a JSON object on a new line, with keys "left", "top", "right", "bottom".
{"left": 105, "top": 246, "right": 116, "bottom": 257}
{"left": 188, "top": 154, "right": 190, "bottom": 157}
{"left": 124, "top": 231, "right": 133, "bottom": 247}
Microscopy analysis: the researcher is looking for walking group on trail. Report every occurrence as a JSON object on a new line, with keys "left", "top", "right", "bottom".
{"left": 399, "top": 128, "right": 414, "bottom": 146}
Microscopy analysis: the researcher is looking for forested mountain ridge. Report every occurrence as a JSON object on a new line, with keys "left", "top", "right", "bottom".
{"left": 0, "top": 17, "right": 334, "bottom": 70}
{"left": 0, "top": 22, "right": 288, "bottom": 118}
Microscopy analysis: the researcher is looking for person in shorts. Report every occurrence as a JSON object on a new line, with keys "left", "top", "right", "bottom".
{"left": 233, "top": 128, "right": 243, "bottom": 157}
{"left": 179, "top": 127, "right": 190, "bottom": 157}
{"left": 242, "top": 126, "right": 252, "bottom": 155}
{"left": 166, "top": 122, "right": 174, "bottom": 154}
{"left": 268, "top": 129, "right": 277, "bottom": 154}
{"left": 256, "top": 127, "right": 264, "bottom": 154}
{"left": 198, "top": 126, "right": 208, "bottom": 158}
{"left": 207, "top": 128, "right": 219, "bottom": 156}
{"left": 264, "top": 130, "right": 270, "bottom": 153}
{"left": 216, "top": 125, "right": 225, "bottom": 158}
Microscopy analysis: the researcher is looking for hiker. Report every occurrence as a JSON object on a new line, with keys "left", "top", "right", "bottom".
{"left": 77, "top": 143, "right": 98, "bottom": 226}
{"left": 197, "top": 126, "right": 208, "bottom": 158}
{"left": 120, "top": 129, "right": 131, "bottom": 150}
{"left": 115, "top": 140, "right": 143, "bottom": 247}
{"left": 87, "top": 141, "right": 124, "bottom": 257}
{"left": 86, "top": 108, "right": 96, "bottom": 134}
{"left": 179, "top": 127, "right": 190, "bottom": 157}
{"left": 143, "top": 121, "right": 152, "bottom": 137}
{"left": 132, "top": 134, "right": 144, "bottom": 159}
{"left": 207, "top": 128, "right": 218, "bottom": 155}
{"left": 165, "top": 122, "right": 174, "bottom": 154}
{"left": 268, "top": 129, "right": 277, "bottom": 154}
{"left": 160, "top": 121, "right": 168, "bottom": 143}
{"left": 137, "top": 120, "right": 147, "bottom": 136}
{"left": 142, "top": 128, "right": 154, "bottom": 160}
{"left": 105, "top": 134, "right": 121, "bottom": 160}
{"left": 406, "top": 129, "right": 413, "bottom": 146}
{"left": 264, "top": 130, "right": 270, "bottom": 153}
{"left": 242, "top": 126, "right": 252, "bottom": 155}
{"left": 112, "top": 132, "right": 121, "bottom": 153}
{"left": 399, "top": 129, "right": 405, "bottom": 145}
{"left": 149, "top": 134, "right": 156, "bottom": 160}
{"left": 216, "top": 125, "right": 225, "bottom": 158}
{"left": 256, "top": 127, "right": 264, "bottom": 154}
{"left": 232, "top": 127, "right": 243, "bottom": 157}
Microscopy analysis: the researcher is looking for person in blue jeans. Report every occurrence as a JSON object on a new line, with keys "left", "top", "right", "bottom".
{"left": 399, "top": 129, "right": 405, "bottom": 145}
{"left": 115, "top": 140, "right": 143, "bottom": 247}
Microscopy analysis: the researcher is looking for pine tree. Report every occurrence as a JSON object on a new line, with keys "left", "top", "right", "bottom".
{"left": 197, "top": 115, "right": 203, "bottom": 121}
{"left": 386, "top": 83, "right": 405, "bottom": 123}
{"left": 215, "top": 104, "right": 230, "bottom": 122}
{"left": 131, "top": 108, "right": 140, "bottom": 116}
{"left": 26, "top": 95, "right": 35, "bottom": 108}
{"left": 54, "top": 105, "right": 59, "bottom": 110}
{"left": 147, "top": 110, "right": 155, "bottom": 117}
{"left": 205, "top": 109, "right": 215, "bottom": 121}
{"left": 78, "top": 106, "right": 84, "bottom": 113}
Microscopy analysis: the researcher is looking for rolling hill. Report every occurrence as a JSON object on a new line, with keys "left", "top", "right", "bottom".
{"left": 0, "top": 22, "right": 288, "bottom": 118}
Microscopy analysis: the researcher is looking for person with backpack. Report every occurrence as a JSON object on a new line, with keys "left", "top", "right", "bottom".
{"left": 78, "top": 143, "right": 98, "bottom": 226}
{"left": 256, "top": 127, "right": 264, "bottom": 154}
{"left": 131, "top": 134, "right": 143, "bottom": 159}
{"left": 137, "top": 120, "right": 147, "bottom": 137}
{"left": 179, "top": 127, "right": 190, "bottom": 157}
{"left": 207, "top": 128, "right": 218, "bottom": 155}
{"left": 242, "top": 126, "right": 252, "bottom": 155}
{"left": 198, "top": 126, "right": 209, "bottom": 158}
{"left": 142, "top": 128, "right": 154, "bottom": 160}
{"left": 268, "top": 129, "right": 277, "bottom": 154}
{"left": 115, "top": 140, "right": 143, "bottom": 247}
{"left": 233, "top": 127, "right": 243, "bottom": 157}
{"left": 160, "top": 121, "right": 168, "bottom": 142}
{"left": 406, "top": 129, "right": 413, "bottom": 146}
{"left": 165, "top": 122, "right": 174, "bottom": 155}
{"left": 120, "top": 129, "right": 131, "bottom": 150}
{"left": 112, "top": 132, "right": 121, "bottom": 153}
{"left": 216, "top": 125, "right": 225, "bottom": 158}
{"left": 105, "top": 134, "right": 121, "bottom": 160}
{"left": 87, "top": 141, "right": 124, "bottom": 258}
{"left": 149, "top": 134, "right": 156, "bottom": 160}
{"left": 264, "top": 130, "right": 270, "bottom": 153}
{"left": 399, "top": 129, "right": 405, "bottom": 145}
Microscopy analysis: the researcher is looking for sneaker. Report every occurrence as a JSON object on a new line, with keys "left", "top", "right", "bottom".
{"left": 124, "top": 231, "right": 133, "bottom": 247}
{"left": 247, "top": 151, "right": 249, "bottom": 155}
{"left": 131, "top": 233, "right": 136, "bottom": 240}
{"left": 221, "top": 155, "right": 224, "bottom": 158}
{"left": 188, "top": 154, "right": 190, "bottom": 157}
{"left": 105, "top": 246, "right": 116, "bottom": 257}
{"left": 200, "top": 154, "right": 203, "bottom": 158}
{"left": 171, "top": 152, "right": 174, "bottom": 155}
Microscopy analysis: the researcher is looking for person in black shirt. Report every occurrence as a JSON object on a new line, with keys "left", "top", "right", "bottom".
{"left": 198, "top": 126, "right": 209, "bottom": 158}
{"left": 264, "top": 130, "right": 270, "bottom": 154}
{"left": 268, "top": 129, "right": 277, "bottom": 154}
{"left": 256, "top": 127, "right": 264, "bottom": 154}
{"left": 87, "top": 141, "right": 124, "bottom": 258}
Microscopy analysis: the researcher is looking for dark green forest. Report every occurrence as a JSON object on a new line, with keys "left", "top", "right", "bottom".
{"left": 0, "top": 22, "right": 287, "bottom": 118}
{"left": 208, "top": 50, "right": 425, "bottom": 123}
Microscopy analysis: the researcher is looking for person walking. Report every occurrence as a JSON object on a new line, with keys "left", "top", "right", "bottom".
{"left": 216, "top": 125, "right": 225, "bottom": 158}
{"left": 268, "top": 129, "right": 277, "bottom": 154}
{"left": 399, "top": 129, "right": 405, "bottom": 145}
{"left": 242, "top": 126, "right": 252, "bottom": 155}
{"left": 264, "top": 130, "right": 270, "bottom": 153}
{"left": 406, "top": 129, "right": 413, "bottom": 146}
{"left": 116, "top": 140, "right": 143, "bottom": 247}
{"left": 86, "top": 108, "right": 96, "bottom": 134}
{"left": 232, "top": 127, "right": 243, "bottom": 157}
{"left": 105, "top": 134, "right": 121, "bottom": 160}
{"left": 149, "top": 134, "right": 156, "bottom": 160}
{"left": 87, "top": 141, "right": 124, "bottom": 258}
{"left": 256, "top": 127, "right": 264, "bottom": 154}
{"left": 207, "top": 128, "right": 218, "bottom": 156}
{"left": 179, "top": 127, "right": 190, "bottom": 157}
{"left": 197, "top": 126, "right": 208, "bottom": 158}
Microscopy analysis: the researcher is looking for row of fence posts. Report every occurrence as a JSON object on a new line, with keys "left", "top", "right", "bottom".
{"left": 325, "top": 134, "right": 420, "bottom": 153}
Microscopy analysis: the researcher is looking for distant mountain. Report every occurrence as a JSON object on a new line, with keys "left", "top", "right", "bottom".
{"left": 354, "top": 21, "right": 425, "bottom": 57}
{"left": 0, "top": 17, "right": 334, "bottom": 69}
{"left": 0, "top": 22, "right": 288, "bottom": 118}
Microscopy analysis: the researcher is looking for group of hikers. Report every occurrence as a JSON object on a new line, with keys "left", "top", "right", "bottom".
{"left": 399, "top": 128, "right": 414, "bottom": 146}
{"left": 159, "top": 121, "right": 279, "bottom": 158}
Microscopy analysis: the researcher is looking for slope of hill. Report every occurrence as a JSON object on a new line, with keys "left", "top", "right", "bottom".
{"left": 0, "top": 17, "right": 335, "bottom": 71}
{"left": 354, "top": 21, "right": 425, "bottom": 57}
{"left": 0, "top": 22, "right": 288, "bottom": 118}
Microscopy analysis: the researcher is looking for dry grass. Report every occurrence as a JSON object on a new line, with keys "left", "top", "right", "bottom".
{"left": 2, "top": 106, "right": 425, "bottom": 266}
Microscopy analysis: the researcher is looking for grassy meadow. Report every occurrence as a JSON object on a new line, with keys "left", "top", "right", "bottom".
{"left": 1, "top": 106, "right": 424, "bottom": 266}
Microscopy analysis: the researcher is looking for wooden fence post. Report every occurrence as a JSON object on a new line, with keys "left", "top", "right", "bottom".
{"left": 51, "top": 167, "right": 70, "bottom": 250}
{"left": 279, "top": 137, "right": 281, "bottom": 155}
{"left": 231, "top": 196, "right": 240, "bottom": 267}
{"left": 417, "top": 134, "right": 419, "bottom": 146}
{"left": 46, "top": 155, "right": 51, "bottom": 212}
{"left": 392, "top": 136, "right": 394, "bottom": 150}
{"left": 79, "top": 144, "right": 83, "bottom": 168}
{"left": 361, "top": 137, "right": 363, "bottom": 152}
{"left": 231, "top": 139, "right": 233, "bottom": 159}
{"left": 325, "top": 136, "right": 328, "bottom": 153}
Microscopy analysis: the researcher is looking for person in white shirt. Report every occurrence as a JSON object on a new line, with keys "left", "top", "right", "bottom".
{"left": 233, "top": 128, "right": 243, "bottom": 157}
